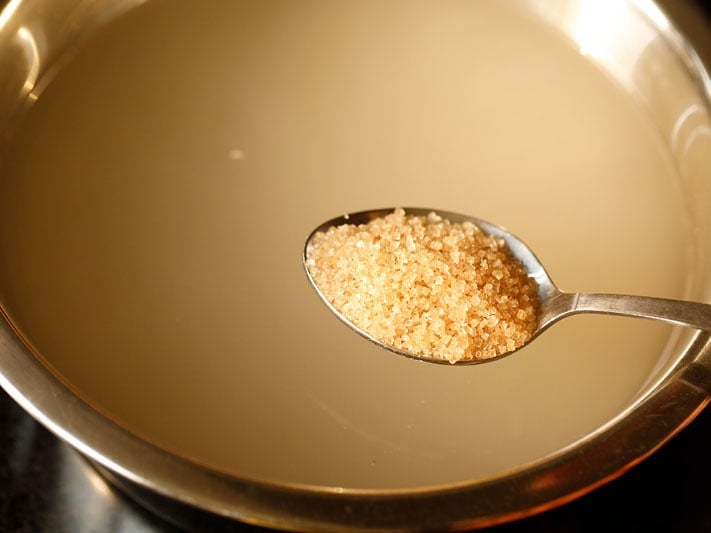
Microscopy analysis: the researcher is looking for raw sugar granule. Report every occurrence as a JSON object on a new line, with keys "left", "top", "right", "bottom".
{"left": 305, "top": 208, "right": 539, "bottom": 363}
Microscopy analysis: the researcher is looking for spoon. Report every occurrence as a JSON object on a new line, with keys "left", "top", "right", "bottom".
{"left": 303, "top": 207, "right": 711, "bottom": 365}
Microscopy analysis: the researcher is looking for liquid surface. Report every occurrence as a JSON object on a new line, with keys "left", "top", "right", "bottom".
{"left": 0, "top": 0, "right": 692, "bottom": 489}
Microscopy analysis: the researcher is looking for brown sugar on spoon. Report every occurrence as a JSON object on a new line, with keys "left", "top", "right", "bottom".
{"left": 305, "top": 208, "right": 539, "bottom": 363}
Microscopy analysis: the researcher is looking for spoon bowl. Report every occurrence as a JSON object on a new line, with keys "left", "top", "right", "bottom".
{"left": 304, "top": 207, "right": 711, "bottom": 365}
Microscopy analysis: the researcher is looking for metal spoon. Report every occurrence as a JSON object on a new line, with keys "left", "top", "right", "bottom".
{"left": 303, "top": 207, "right": 711, "bottom": 365}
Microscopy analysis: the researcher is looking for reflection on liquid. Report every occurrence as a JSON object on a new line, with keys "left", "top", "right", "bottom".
{"left": 571, "top": 1, "right": 645, "bottom": 59}
{"left": 0, "top": 0, "right": 23, "bottom": 32}
{"left": 15, "top": 26, "right": 39, "bottom": 100}
{"left": 671, "top": 104, "right": 711, "bottom": 177}
{"left": 525, "top": 0, "right": 655, "bottom": 94}
{"left": 0, "top": 1, "right": 40, "bottom": 101}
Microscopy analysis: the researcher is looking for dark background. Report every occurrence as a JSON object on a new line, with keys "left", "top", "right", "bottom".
{"left": 1, "top": 1, "right": 710, "bottom": 531}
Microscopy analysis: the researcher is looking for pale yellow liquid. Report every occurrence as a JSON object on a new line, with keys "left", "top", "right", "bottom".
{"left": 0, "top": 0, "right": 693, "bottom": 489}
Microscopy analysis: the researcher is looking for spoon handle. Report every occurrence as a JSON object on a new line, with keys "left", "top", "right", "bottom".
{"left": 572, "top": 293, "right": 711, "bottom": 331}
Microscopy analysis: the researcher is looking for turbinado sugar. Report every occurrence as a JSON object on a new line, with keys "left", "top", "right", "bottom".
{"left": 305, "top": 208, "right": 539, "bottom": 363}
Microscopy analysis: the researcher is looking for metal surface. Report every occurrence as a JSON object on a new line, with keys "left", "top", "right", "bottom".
{"left": 304, "top": 207, "right": 711, "bottom": 365}
{"left": 3, "top": 384, "right": 711, "bottom": 532}
{"left": 0, "top": 0, "right": 710, "bottom": 531}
